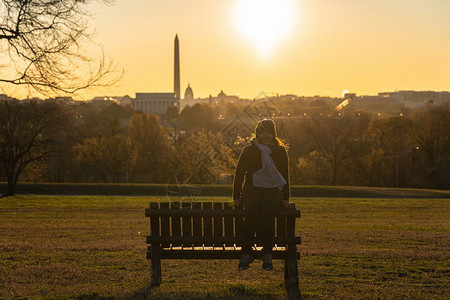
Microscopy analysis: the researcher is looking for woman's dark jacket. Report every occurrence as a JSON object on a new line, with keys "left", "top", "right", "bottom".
{"left": 233, "top": 141, "right": 290, "bottom": 201}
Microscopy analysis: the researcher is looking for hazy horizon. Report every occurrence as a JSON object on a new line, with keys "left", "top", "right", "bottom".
{"left": 3, "top": 0, "right": 450, "bottom": 99}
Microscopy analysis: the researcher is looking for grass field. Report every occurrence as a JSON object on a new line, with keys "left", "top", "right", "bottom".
{"left": 0, "top": 195, "right": 449, "bottom": 299}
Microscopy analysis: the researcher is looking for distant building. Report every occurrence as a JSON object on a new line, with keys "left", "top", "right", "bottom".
{"left": 184, "top": 83, "right": 194, "bottom": 100}
{"left": 133, "top": 93, "right": 179, "bottom": 115}
{"left": 344, "top": 93, "right": 356, "bottom": 100}
{"left": 213, "top": 90, "right": 240, "bottom": 104}
{"left": 119, "top": 95, "right": 132, "bottom": 105}
{"left": 278, "top": 94, "right": 298, "bottom": 101}
{"left": 179, "top": 83, "right": 197, "bottom": 109}
{"left": 90, "top": 95, "right": 131, "bottom": 106}
{"left": 377, "top": 91, "right": 450, "bottom": 107}
{"left": 90, "top": 96, "right": 110, "bottom": 102}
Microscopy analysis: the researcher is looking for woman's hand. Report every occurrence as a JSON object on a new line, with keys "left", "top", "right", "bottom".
{"left": 281, "top": 200, "right": 291, "bottom": 209}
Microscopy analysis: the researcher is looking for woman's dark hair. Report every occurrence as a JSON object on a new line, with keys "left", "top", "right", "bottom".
{"left": 254, "top": 119, "right": 286, "bottom": 147}
{"left": 255, "top": 119, "right": 276, "bottom": 137}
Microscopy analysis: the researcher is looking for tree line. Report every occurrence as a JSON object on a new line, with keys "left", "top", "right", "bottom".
{"left": 1, "top": 98, "right": 449, "bottom": 196}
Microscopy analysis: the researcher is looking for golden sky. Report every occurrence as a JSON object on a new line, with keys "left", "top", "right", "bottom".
{"left": 7, "top": 0, "right": 450, "bottom": 99}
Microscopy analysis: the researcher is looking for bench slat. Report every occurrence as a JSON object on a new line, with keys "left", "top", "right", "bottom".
{"left": 145, "top": 208, "right": 300, "bottom": 217}
{"left": 147, "top": 249, "right": 300, "bottom": 260}
{"left": 224, "top": 202, "right": 234, "bottom": 247}
{"left": 203, "top": 202, "right": 213, "bottom": 246}
{"left": 146, "top": 235, "right": 301, "bottom": 245}
{"left": 192, "top": 202, "right": 202, "bottom": 246}
{"left": 171, "top": 202, "right": 181, "bottom": 247}
{"left": 160, "top": 202, "right": 170, "bottom": 248}
{"left": 182, "top": 202, "right": 192, "bottom": 248}
{"left": 213, "top": 202, "right": 224, "bottom": 248}
{"left": 150, "top": 202, "right": 160, "bottom": 237}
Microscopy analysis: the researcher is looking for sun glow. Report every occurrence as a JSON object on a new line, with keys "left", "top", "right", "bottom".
{"left": 233, "top": 0, "right": 297, "bottom": 58}
{"left": 342, "top": 89, "right": 350, "bottom": 97}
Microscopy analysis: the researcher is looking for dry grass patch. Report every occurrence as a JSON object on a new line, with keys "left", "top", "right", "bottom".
{"left": 0, "top": 195, "right": 449, "bottom": 299}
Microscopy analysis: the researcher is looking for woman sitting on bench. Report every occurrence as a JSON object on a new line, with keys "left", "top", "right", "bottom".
{"left": 233, "top": 119, "right": 291, "bottom": 271}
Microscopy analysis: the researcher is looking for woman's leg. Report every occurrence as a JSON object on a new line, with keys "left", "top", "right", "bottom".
{"left": 241, "top": 187, "right": 260, "bottom": 254}
{"left": 257, "top": 188, "right": 281, "bottom": 254}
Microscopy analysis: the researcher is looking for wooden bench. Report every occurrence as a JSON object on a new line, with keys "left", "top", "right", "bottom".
{"left": 145, "top": 201, "right": 302, "bottom": 296}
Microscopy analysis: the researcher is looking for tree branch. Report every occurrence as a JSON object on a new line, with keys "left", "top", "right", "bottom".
{"left": 0, "top": 0, "right": 121, "bottom": 97}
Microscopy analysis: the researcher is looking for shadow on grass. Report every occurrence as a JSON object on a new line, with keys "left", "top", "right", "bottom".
{"left": 123, "top": 284, "right": 284, "bottom": 299}
{"left": 74, "top": 293, "right": 115, "bottom": 300}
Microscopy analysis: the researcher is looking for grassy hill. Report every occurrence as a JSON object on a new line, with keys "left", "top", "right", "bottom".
{"left": 2, "top": 182, "right": 450, "bottom": 198}
{"left": 0, "top": 195, "right": 448, "bottom": 299}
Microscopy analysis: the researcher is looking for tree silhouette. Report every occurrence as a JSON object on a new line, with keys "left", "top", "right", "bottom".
{"left": 0, "top": 0, "right": 120, "bottom": 95}
{"left": 364, "top": 116, "right": 414, "bottom": 187}
{"left": 303, "top": 115, "right": 354, "bottom": 185}
{"left": 173, "top": 130, "right": 236, "bottom": 184}
{"left": 0, "top": 99, "right": 68, "bottom": 196}
{"left": 74, "top": 134, "right": 131, "bottom": 183}
{"left": 412, "top": 104, "right": 450, "bottom": 188}
{"left": 128, "top": 113, "right": 174, "bottom": 182}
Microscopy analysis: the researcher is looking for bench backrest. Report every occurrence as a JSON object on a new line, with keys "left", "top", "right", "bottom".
{"left": 145, "top": 201, "right": 301, "bottom": 248}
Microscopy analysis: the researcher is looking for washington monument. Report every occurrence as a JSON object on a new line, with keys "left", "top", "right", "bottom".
{"left": 174, "top": 34, "right": 180, "bottom": 99}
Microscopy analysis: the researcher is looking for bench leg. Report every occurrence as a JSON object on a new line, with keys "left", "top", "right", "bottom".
{"left": 284, "top": 245, "right": 301, "bottom": 299}
{"left": 151, "top": 245, "right": 161, "bottom": 286}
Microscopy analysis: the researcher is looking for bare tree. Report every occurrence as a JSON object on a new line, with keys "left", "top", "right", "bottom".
{"left": 0, "top": 0, "right": 120, "bottom": 96}
{"left": 73, "top": 134, "right": 131, "bottom": 183}
{"left": 173, "top": 130, "right": 236, "bottom": 184}
{"left": 0, "top": 99, "right": 68, "bottom": 196}
{"left": 303, "top": 115, "right": 361, "bottom": 185}
{"left": 412, "top": 104, "right": 450, "bottom": 188}
{"left": 364, "top": 116, "right": 415, "bottom": 187}
{"left": 128, "top": 113, "right": 175, "bottom": 182}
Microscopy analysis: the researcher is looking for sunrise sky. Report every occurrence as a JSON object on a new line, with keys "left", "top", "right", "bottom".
{"left": 8, "top": 0, "right": 450, "bottom": 99}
